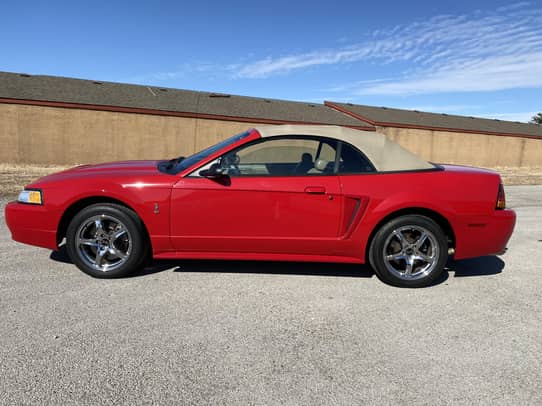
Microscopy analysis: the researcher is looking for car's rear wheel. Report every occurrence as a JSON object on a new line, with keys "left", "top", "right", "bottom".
{"left": 369, "top": 215, "right": 448, "bottom": 288}
{"left": 66, "top": 203, "right": 147, "bottom": 278}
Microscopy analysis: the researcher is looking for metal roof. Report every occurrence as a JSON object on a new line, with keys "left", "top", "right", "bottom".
{"left": 1, "top": 71, "right": 539, "bottom": 138}
{"left": 325, "top": 101, "right": 542, "bottom": 138}
{"left": 0, "top": 71, "right": 366, "bottom": 127}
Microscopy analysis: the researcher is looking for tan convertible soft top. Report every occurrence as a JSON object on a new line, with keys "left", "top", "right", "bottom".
{"left": 255, "top": 124, "right": 434, "bottom": 172}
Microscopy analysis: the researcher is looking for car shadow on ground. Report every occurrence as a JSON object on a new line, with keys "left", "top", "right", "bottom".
{"left": 49, "top": 249, "right": 374, "bottom": 278}
{"left": 171, "top": 260, "right": 374, "bottom": 278}
{"left": 49, "top": 248, "right": 72, "bottom": 264}
{"left": 448, "top": 256, "right": 505, "bottom": 277}
{"left": 49, "top": 249, "right": 504, "bottom": 283}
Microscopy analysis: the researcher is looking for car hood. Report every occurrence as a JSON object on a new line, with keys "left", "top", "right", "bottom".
{"left": 28, "top": 160, "right": 177, "bottom": 187}
{"left": 64, "top": 160, "right": 161, "bottom": 173}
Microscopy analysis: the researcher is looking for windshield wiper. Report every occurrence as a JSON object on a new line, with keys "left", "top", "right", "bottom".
{"left": 160, "top": 156, "right": 185, "bottom": 172}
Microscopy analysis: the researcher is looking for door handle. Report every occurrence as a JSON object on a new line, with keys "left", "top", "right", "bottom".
{"left": 304, "top": 186, "right": 326, "bottom": 194}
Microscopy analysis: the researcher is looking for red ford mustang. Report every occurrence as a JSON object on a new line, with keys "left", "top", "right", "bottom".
{"left": 5, "top": 125, "right": 516, "bottom": 287}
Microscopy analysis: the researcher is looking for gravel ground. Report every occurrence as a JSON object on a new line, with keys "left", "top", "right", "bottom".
{"left": 0, "top": 186, "right": 541, "bottom": 405}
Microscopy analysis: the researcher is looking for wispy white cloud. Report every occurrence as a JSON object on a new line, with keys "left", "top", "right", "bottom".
{"left": 358, "top": 52, "right": 542, "bottom": 95}
{"left": 496, "top": 1, "right": 531, "bottom": 12}
{"left": 126, "top": 62, "right": 238, "bottom": 85}
{"left": 478, "top": 111, "right": 538, "bottom": 123}
{"left": 236, "top": 48, "right": 374, "bottom": 79}
{"left": 236, "top": 2, "right": 542, "bottom": 96}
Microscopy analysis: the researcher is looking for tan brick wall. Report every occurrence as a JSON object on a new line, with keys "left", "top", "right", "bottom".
{"left": 0, "top": 103, "right": 260, "bottom": 165}
{"left": 0, "top": 104, "right": 20, "bottom": 162}
{"left": 377, "top": 126, "right": 542, "bottom": 167}
{"left": 1, "top": 102, "right": 541, "bottom": 168}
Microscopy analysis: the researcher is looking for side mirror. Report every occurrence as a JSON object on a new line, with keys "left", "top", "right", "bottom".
{"left": 199, "top": 164, "right": 226, "bottom": 179}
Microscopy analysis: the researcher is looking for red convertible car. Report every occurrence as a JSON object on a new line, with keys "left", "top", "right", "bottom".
{"left": 5, "top": 125, "right": 515, "bottom": 287}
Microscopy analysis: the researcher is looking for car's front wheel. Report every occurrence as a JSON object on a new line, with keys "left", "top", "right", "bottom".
{"left": 369, "top": 215, "right": 448, "bottom": 288}
{"left": 66, "top": 203, "right": 147, "bottom": 278}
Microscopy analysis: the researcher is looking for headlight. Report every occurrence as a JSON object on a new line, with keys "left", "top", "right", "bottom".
{"left": 18, "top": 189, "right": 43, "bottom": 205}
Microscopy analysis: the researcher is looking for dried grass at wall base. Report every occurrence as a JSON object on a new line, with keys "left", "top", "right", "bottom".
{"left": 0, "top": 164, "right": 71, "bottom": 198}
{"left": 0, "top": 163, "right": 541, "bottom": 199}
{"left": 493, "top": 166, "right": 542, "bottom": 186}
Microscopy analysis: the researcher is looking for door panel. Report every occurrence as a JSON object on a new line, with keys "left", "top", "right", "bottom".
{"left": 170, "top": 176, "right": 343, "bottom": 254}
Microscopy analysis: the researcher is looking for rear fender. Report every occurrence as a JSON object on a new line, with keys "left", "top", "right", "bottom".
{"left": 351, "top": 192, "right": 457, "bottom": 260}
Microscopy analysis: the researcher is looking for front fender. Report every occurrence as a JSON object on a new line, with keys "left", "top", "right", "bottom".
{"left": 47, "top": 181, "right": 174, "bottom": 254}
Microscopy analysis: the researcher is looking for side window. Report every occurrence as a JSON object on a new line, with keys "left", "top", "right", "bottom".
{"left": 319, "top": 142, "right": 336, "bottom": 162}
{"left": 220, "top": 137, "right": 338, "bottom": 176}
{"left": 338, "top": 142, "right": 376, "bottom": 174}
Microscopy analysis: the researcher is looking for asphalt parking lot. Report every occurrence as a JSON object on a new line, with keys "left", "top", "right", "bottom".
{"left": 1, "top": 185, "right": 541, "bottom": 405}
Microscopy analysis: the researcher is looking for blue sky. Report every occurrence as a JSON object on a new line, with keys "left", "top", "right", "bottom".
{"left": 1, "top": 0, "right": 541, "bottom": 122}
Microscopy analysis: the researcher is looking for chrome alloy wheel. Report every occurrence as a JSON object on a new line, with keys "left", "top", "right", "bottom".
{"left": 75, "top": 214, "right": 132, "bottom": 272}
{"left": 382, "top": 225, "right": 439, "bottom": 281}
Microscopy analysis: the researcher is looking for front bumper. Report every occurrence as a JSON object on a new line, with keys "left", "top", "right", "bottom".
{"left": 5, "top": 201, "right": 60, "bottom": 250}
{"left": 454, "top": 209, "right": 516, "bottom": 260}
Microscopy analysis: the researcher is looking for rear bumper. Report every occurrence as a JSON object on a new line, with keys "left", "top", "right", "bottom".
{"left": 5, "top": 201, "right": 59, "bottom": 250}
{"left": 454, "top": 209, "right": 516, "bottom": 260}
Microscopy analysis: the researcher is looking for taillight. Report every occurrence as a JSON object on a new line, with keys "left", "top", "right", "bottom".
{"left": 496, "top": 183, "right": 506, "bottom": 210}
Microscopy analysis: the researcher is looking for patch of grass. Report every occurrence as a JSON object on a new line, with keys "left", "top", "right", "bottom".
{"left": 491, "top": 166, "right": 542, "bottom": 186}
{"left": 0, "top": 164, "right": 71, "bottom": 199}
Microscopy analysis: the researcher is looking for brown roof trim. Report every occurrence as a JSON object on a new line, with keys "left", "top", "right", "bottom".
{"left": 325, "top": 101, "right": 542, "bottom": 140}
{"left": 0, "top": 97, "right": 376, "bottom": 131}
{"left": 325, "top": 101, "right": 377, "bottom": 125}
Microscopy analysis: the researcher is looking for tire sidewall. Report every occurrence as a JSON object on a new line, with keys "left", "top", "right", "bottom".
{"left": 66, "top": 204, "right": 146, "bottom": 278}
{"left": 370, "top": 215, "right": 448, "bottom": 288}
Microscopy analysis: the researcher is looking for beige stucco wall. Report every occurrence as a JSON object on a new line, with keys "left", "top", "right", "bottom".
{"left": 0, "top": 103, "right": 259, "bottom": 165}
{"left": 1, "top": 102, "right": 541, "bottom": 169}
{"left": 377, "top": 126, "right": 542, "bottom": 168}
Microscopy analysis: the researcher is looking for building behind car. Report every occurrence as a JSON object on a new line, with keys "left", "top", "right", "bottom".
{"left": 0, "top": 71, "right": 540, "bottom": 169}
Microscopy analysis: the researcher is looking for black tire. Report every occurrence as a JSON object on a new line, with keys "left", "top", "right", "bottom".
{"left": 369, "top": 215, "right": 448, "bottom": 288}
{"left": 66, "top": 203, "right": 148, "bottom": 278}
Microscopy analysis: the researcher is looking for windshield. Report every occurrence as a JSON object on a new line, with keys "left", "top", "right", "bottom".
{"left": 159, "top": 131, "right": 251, "bottom": 174}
